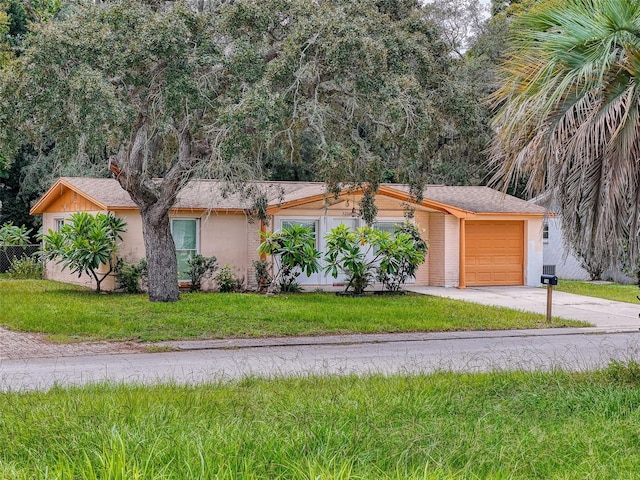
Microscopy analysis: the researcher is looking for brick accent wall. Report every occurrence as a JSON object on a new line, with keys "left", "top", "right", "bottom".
{"left": 428, "top": 213, "right": 445, "bottom": 286}
{"left": 443, "top": 215, "right": 460, "bottom": 287}
{"left": 413, "top": 211, "right": 430, "bottom": 285}
{"left": 427, "top": 213, "right": 460, "bottom": 287}
{"left": 245, "top": 218, "right": 265, "bottom": 290}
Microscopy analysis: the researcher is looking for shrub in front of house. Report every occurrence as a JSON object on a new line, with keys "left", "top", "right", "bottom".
{"left": 41, "top": 212, "right": 126, "bottom": 293}
{"left": 324, "top": 223, "right": 427, "bottom": 294}
{"left": 8, "top": 256, "right": 43, "bottom": 279}
{"left": 375, "top": 223, "right": 428, "bottom": 292}
{"left": 324, "top": 224, "right": 376, "bottom": 295}
{"left": 186, "top": 254, "right": 218, "bottom": 292}
{"left": 257, "top": 225, "right": 320, "bottom": 292}
{"left": 252, "top": 259, "right": 272, "bottom": 293}
{"left": 215, "top": 265, "right": 243, "bottom": 292}
{"left": 115, "top": 258, "right": 148, "bottom": 293}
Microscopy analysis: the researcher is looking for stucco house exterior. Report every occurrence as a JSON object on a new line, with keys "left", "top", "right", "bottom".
{"left": 534, "top": 197, "right": 634, "bottom": 283}
{"left": 31, "top": 177, "right": 547, "bottom": 291}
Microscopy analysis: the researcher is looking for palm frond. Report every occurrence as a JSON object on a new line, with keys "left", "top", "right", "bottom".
{"left": 491, "top": 0, "right": 640, "bottom": 269}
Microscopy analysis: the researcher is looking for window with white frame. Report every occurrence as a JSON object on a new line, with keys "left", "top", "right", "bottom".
{"left": 55, "top": 218, "right": 65, "bottom": 232}
{"left": 171, "top": 218, "right": 199, "bottom": 281}
{"left": 281, "top": 219, "right": 318, "bottom": 246}
{"left": 543, "top": 222, "right": 549, "bottom": 243}
{"left": 372, "top": 221, "right": 400, "bottom": 234}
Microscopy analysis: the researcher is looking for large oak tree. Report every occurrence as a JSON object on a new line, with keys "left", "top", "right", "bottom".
{"left": 1, "top": 0, "right": 467, "bottom": 301}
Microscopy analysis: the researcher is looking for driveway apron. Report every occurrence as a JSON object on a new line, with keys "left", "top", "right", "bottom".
{"left": 407, "top": 285, "right": 640, "bottom": 329}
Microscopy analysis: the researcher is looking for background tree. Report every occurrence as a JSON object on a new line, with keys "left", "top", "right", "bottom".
{"left": 0, "top": 147, "right": 40, "bottom": 238}
{"left": 263, "top": 0, "right": 503, "bottom": 188}
{"left": 490, "top": 0, "right": 539, "bottom": 17}
{"left": 490, "top": 0, "right": 640, "bottom": 272}
{"left": 41, "top": 212, "right": 126, "bottom": 293}
{"left": 453, "top": 0, "right": 540, "bottom": 198}
{"left": 0, "top": 2, "right": 11, "bottom": 65}
{"left": 224, "top": 0, "right": 483, "bottom": 210}
{"left": 424, "top": 0, "right": 485, "bottom": 58}
{"left": 0, "top": 0, "right": 63, "bottom": 230}
{"left": 421, "top": 0, "right": 499, "bottom": 187}
{"left": 417, "top": 0, "right": 545, "bottom": 196}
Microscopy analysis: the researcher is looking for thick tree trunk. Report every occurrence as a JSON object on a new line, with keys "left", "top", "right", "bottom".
{"left": 110, "top": 116, "right": 203, "bottom": 302}
{"left": 140, "top": 206, "right": 180, "bottom": 302}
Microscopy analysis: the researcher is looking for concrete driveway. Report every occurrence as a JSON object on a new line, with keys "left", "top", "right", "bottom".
{"left": 407, "top": 285, "right": 640, "bottom": 329}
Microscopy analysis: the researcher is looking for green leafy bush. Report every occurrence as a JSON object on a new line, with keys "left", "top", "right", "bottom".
{"left": 252, "top": 259, "right": 272, "bottom": 293}
{"left": 0, "top": 222, "right": 32, "bottom": 268}
{"left": 376, "top": 223, "right": 428, "bottom": 292}
{"left": 41, "top": 212, "right": 126, "bottom": 293}
{"left": 324, "top": 225, "right": 379, "bottom": 294}
{"left": 0, "top": 222, "right": 31, "bottom": 245}
{"left": 324, "top": 223, "right": 427, "bottom": 294}
{"left": 8, "top": 256, "right": 43, "bottom": 279}
{"left": 186, "top": 254, "right": 218, "bottom": 292}
{"left": 258, "top": 225, "right": 320, "bottom": 292}
{"left": 115, "top": 258, "right": 148, "bottom": 294}
{"left": 215, "top": 265, "right": 241, "bottom": 292}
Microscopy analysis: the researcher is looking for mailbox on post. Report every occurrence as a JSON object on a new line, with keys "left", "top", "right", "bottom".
{"left": 540, "top": 274, "right": 558, "bottom": 323}
{"left": 541, "top": 274, "right": 558, "bottom": 286}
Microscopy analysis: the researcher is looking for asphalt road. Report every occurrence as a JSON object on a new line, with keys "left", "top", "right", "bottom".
{"left": 3, "top": 329, "right": 640, "bottom": 392}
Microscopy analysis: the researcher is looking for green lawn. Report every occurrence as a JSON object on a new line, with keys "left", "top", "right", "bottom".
{"left": 0, "top": 279, "right": 586, "bottom": 342}
{"left": 555, "top": 279, "right": 640, "bottom": 304}
{"left": 3, "top": 368, "right": 640, "bottom": 479}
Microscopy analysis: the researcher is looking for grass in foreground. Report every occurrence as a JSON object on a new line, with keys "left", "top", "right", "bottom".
{"left": 555, "top": 279, "right": 640, "bottom": 304}
{"left": 0, "top": 279, "right": 586, "bottom": 342}
{"left": 3, "top": 367, "right": 640, "bottom": 479}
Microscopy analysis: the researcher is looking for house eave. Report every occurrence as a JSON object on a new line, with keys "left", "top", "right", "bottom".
{"left": 465, "top": 212, "right": 548, "bottom": 219}
{"left": 168, "top": 207, "right": 247, "bottom": 215}
{"left": 265, "top": 184, "right": 477, "bottom": 218}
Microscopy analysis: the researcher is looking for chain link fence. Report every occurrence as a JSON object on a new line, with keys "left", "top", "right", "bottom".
{"left": 0, "top": 245, "right": 40, "bottom": 273}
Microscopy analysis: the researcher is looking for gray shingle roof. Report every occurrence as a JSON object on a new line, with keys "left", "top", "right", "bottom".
{"left": 43, "top": 178, "right": 546, "bottom": 215}
{"left": 419, "top": 185, "right": 546, "bottom": 215}
{"left": 59, "top": 178, "right": 323, "bottom": 210}
{"left": 61, "top": 177, "right": 137, "bottom": 208}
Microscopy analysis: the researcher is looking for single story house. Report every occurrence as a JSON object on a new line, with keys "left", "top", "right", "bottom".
{"left": 31, "top": 177, "right": 547, "bottom": 291}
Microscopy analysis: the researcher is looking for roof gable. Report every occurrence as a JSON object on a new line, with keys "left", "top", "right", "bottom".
{"left": 30, "top": 178, "right": 114, "bottom": 215}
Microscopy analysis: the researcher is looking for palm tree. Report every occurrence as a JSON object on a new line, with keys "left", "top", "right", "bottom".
{"left": 490, "top": 0, "right": 640, "bottom": 270}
